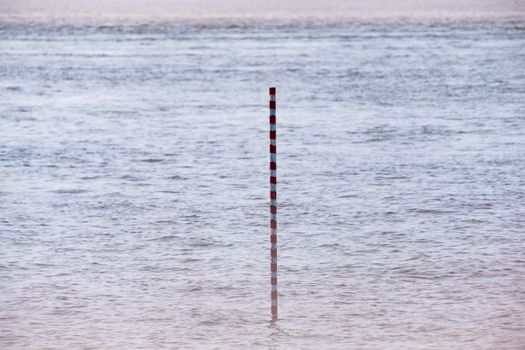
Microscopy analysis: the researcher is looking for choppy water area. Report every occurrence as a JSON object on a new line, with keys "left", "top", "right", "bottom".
{"left": 1, "top": 15, "right": 525, "bottom": 349}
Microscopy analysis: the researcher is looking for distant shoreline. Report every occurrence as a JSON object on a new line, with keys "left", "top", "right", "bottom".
{"left": 1, "top": 0, "right": 524, "bottom": 26}
{"left": 1, "top": 13, "right": 524, "bottom": 27}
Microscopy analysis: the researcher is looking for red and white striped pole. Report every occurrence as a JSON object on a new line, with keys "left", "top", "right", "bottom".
{"left": 269, "top": 87, "right": 278, "bottom": 319}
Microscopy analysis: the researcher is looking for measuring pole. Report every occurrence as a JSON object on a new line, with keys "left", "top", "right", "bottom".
{"left": 269, "top": 87, "right": 278, "bottom": 319}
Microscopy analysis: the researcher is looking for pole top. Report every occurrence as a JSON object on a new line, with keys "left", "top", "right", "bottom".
{"left": 269, "top": 87, "right": 276, "bottom": 95}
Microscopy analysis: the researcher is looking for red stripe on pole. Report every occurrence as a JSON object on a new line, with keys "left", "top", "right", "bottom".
{"left": 270, "top": 116, "right": 276, "bottom": 124}
{"left": 270, "top": 176, "right": 277, "bottom": 184}
{"left": 270, "top": 220, "right": 277, "bottom": 229}
{"left": 269, "top": 87, "right": 276, "bottom": 95}
{"left": 269, "top": 100, "right": 276, "bottom": 109}
{"left": 270, "top": 131, "right": 276, "bottom": 139}
{"left": 271, "top": 263, "right": 277, "bottom": 272}
{"left": 270, "top": 162, "right": 276, "bottom": 170}
{"left": 270, "top": 191, "right": 276, "bottom": 199}
{"left": 270, "top": 144, "right": 276, "bottom": 153}
{"left": 270, "top": 205, "right": 277, "bottom": 214}
{"left": 270, "top": 235, "right": 277, "bottom": 243}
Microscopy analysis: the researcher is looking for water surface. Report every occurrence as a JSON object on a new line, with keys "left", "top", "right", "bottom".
{"left": 1, "top": 12, "right": 524, "bottom": 350}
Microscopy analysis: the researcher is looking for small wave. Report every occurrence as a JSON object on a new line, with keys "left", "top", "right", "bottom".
{"left": 33, "top": 263, "right": 54, "bottom": 268}
{"left": 408, "top": 208, "right": 457, "bottom": 214}
{"left": 80, "top": 175, "right": 101, "bottom": 180}
{"left": 52, "top": 189, "right": 88, "bottom": 194}
{"left": 5, "top": 86, "right": 22, "bottom": 92}
{"left": 188, "top": 238, "right": 218, "bottom": 247}
{"left": 337, "top": 194, "right": 358, "bottom": 198}
{"left": 141, "top": 158, "right": 163, "bottom": 163}
{"left": 167, "top": 175, "right": 187, "bottom": 180}
{"left": 319, "top": 243, "right": 341, "bottom": 248}
{"left": 147, "top": 235, "right": 180, "bottom": 241}
{"left": 120, "top": 174, "right": 143, "bottom": 181}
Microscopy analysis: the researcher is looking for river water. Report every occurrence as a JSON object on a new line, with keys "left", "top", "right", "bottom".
{"left": 1, "top": 7, "right": 524, "bottom": 350}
